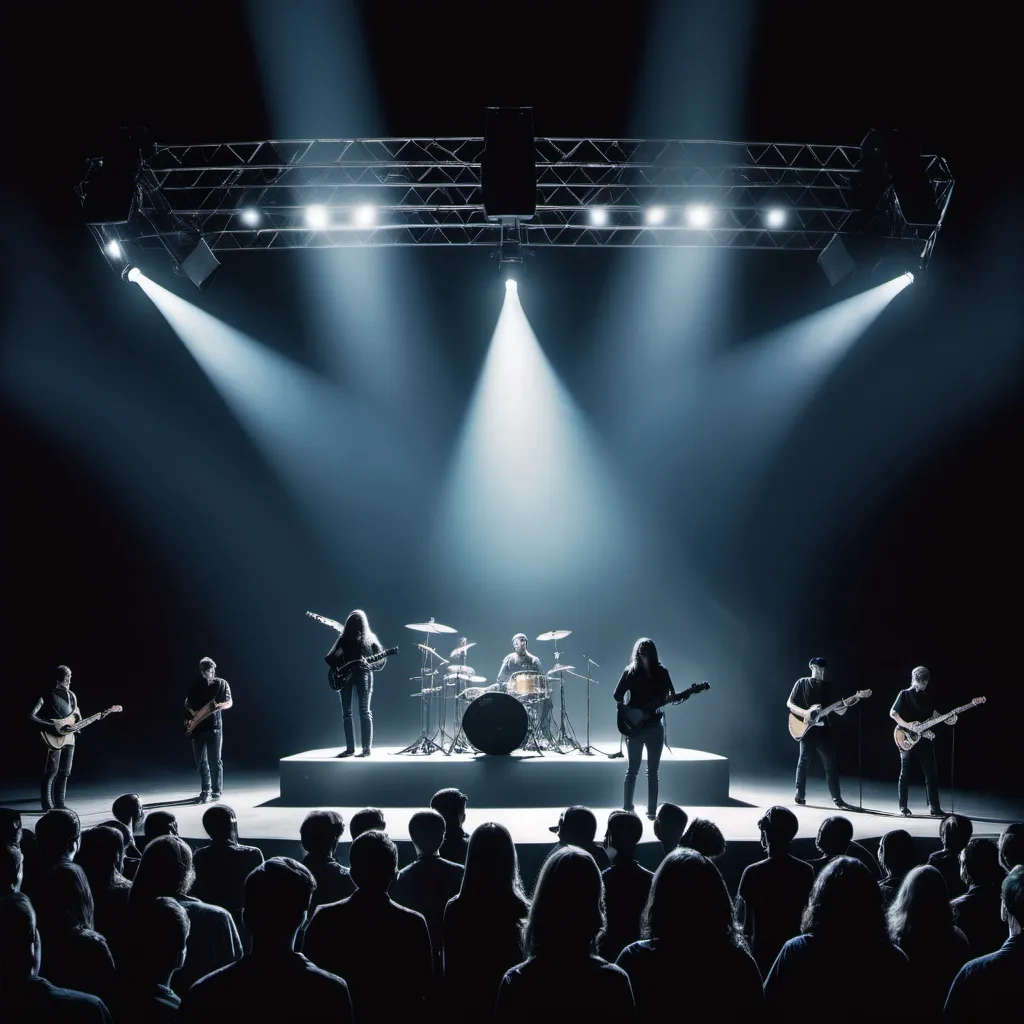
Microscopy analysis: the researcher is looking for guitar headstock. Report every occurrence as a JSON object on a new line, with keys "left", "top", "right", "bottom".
{"left": 856, "top": 689, "right": 872, "bottom": 699}
{"left": 972, "top": 696, "right": 986, "bottom": 705}
{"left": 690, "top": 681, "right": 710, "bottom": 693}
{"left": 107, "top": 705, "right": 123, "bottom": 714}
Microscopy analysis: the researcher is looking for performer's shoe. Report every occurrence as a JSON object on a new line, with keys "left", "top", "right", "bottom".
{"left": 356, "top": 749, "right": 371, "bottom": 758}
{"left": 646, "top": 812, "right": 657, "bottom": 821}
{"left": 211, "top": 793, "right": 222, "bottom": 802}
{"left": 198, "top": 792, "right": 211, "bottom": 804}
{"left": 900, "top": 807, "right": 913, "bottom": 817}
{"left": 794, "top": 797, "right": 806, "bottom": 805}
{"left": 336, "top": 749, "right": 356, "bottom": 758}
{"left": 834, "top": 799, "right": 853, "bottom": 810}
{"left": 929, "top": 808, "right": 948, "bottom": 817}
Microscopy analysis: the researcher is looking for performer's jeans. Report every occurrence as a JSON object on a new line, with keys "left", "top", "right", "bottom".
{"left": 624, "top": 716, "right": 665, "bottom": 814}
{"left": 898, "top": 739, "right": 940, "bottom": 811}
{"left": 340, "top": 675, "right": 373, "bottom": 753}
{"left": 192, "top": 728, "right": 223, "bottom": 796}
{"left": 42, "top": 744, "right": 74, "bottom": 809}
{"left": 795, "top": 727, "right": 841, "bottom": 802}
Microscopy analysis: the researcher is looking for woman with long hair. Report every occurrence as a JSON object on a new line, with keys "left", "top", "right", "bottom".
{"left": 76, "top": 825, "right": 132, "bottom": 962}
{"left": 765, "top": 856, "right": 908, "bottom": 1019}
{"left": 887, "top": 864, "right": 970, "bottom": 1021}
{"left": 495, "top": 846, "right": 634, "bottom": 1020}
{"left": 326, "top": 609, "right": 388, "bottom": 757}
{"left": 443, "top": 823, "right": 530, "bottom": 1022}
{"left": 878, "top": 828, "right": 920, "bottom": 908}
{"left": 613, "top": 638, "right": 675, "bottom": 819}
{"left": 616, "top": 848, "right": 763, "bottom": 1018}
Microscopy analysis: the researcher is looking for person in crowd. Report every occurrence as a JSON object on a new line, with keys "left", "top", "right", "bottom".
{"left": 430, "top": 788, "right": 470, "bottom": 865}
{"left": 0, "top": 893, "right": 112, "bottom": 1022}
{"left": 129, "top": 834, "right": 242, "bottom": 996}
{"left": 299, "top": 810, "right": 355, "bottom": 912}
{"left": 652, "top": 802, "right": 688, "bottom": 856}
{"left": 111, "top": 795, "right": 145, "bottom": 859}
{"left": 191, "top": 805, "right": 264, "bottom": 936}
{"left": 808, "top": 815, "right": 881, "bottom": 878}
{"left": 736, "top": 805, "right": 815, "bottom": 977}
{"left": 98, "top": 820, "right": 140, "bottom": 880}
{"left": 495, "top": 846, "right": 634, "bottom": 1020}
{"left": 390, "top": 809, "right": 463, "bottom": 970}
{"left": 34, "top": 863, "right": 117, "bottom": 1006}
{"left": 764, "top": 857, "right": 908, "bottom": 1019}
{"left": 348, "top": 807, "right": 386, "bottom": 840}
{"left": 2, "top": 842, "right": 23, "bottom": 895}
{"left": 180, "top": 858, "right": 353, "bottom": 1023}
{"left": 33, "top": 808, "right": 82, "bottom": 871}
{"left": 1, "top": 807, "right": 22, "bottom": 847}
{"left": 878, "top": 829, "right": 920, "bottom": 908}
{"left": 142, "top": 811, "right": 179, "bottom": 849}
{"left": 303, "top": 830, "right": 432, "bottom": 1019}
{"left": 442, "top": 822, "right": 529, "bottom": 1023}
{"left": 951, "top": 838, "right": 1007, "bottom": 955}
{"left": 112, "top": 897, "right": 189, "bottom": 1024}
{"left": 886, "top": 864, "right": 969, "bottom": 1022}
{"left": 944, "top": 865, "right": 1024, "bottom": 1020}
{"left": 927, "top": 814, "right": 972, "bottom": 899}
{"left": 998, "top": 822, "right": 1024, "bottom": 872}
{"left": 75, "top": 826, "right": 132, "bottom": 962}
{"left": 680, "top": 817, "right": 726, "bottom": 860}
{"left": 547, "top": 806, "right": 611, "bottom": 870}
{"left": 599, "top": 811, "right": 653, "bottom": 963}
{"left": 617, "top": 849, "right": 764, "bottom": 1019}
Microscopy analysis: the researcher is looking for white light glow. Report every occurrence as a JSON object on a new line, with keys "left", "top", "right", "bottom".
{"left": 305, "top": 205, "right": 329, "bottom": 229}
{"left": 105, "top": 241, "right": 123, "bottom": 260}
{"left": 240, "top": 208, "right": 261, "bottom": 227}
{"left": 353, "top": 204, "right": 377, "bottom": 227}
{"left": 505, "top": 278, "right": 517, "bottom": 292}
{"left": 645, "top": 206, "right": 667, "bottom": 225}
{"left": 126, "top": 267, "right": 141, "bottom": 283}
{"left": 903, "top": 271, "right": 915, "bottom": 284}
{"left": 685, "top": 204, "right": 714, "bottom": 228}
{"left": 589, "top": 207, "right": 609, "bottom": 226}
{"left": 765, "top": 207, "right": 786, "bottom": 229}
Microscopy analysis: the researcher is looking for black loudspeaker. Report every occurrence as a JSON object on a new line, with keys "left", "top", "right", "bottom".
{"left": 81, "top": 127, "right": 153, "bottom": 226}
{"left": 860, "top": 129, "right": 939, "bottom": 228}
{"left": 481, "top": 107, "right": 536, "bottom": 220}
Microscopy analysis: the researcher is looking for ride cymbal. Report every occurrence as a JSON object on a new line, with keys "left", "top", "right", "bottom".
{"left": 536, "top": 629, "right": 572, "bottom": 641}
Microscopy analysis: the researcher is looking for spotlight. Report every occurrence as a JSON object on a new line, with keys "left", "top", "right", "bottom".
{"left": 305, "top": 205, "right": 329, "bottom": 229}
{"left": 764, "top": 207, "right": 786, "bottom": 229}
{"left": 105, "top": 240, "right": 123, "bottom": 260}
{"left": 589, "top": 207, "right": 608, "bottom": 226}
{"left": 353, "top": 204, "right": 377, "bottom": 227}
{"left": 644, "top": 206, "right": 667, "bottom": 225}
{"left": 685, "top": 204, "right": 713, "bottom": 228}
{"left": 904, "top": 271, "right": 915, "bottom": 284}
{"left": 505, "top": 278, "right": 518, "bottom": 292}
{"left": 124, "top": 266, "right": 141, "bottom": 284}
{"left": 240, "top": 207, "right": 261, "bottom": 227}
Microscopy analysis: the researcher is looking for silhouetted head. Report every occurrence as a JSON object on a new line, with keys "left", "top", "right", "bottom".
{"left": 628, "top": 638, "right": 660, "bottom": 674}
{"left": 300, "top": 810, "right": 345, "bottom": 858}
{"left": 430, "top": 789, "right": 468, "bottom": 828}
{"left": 131, "top": 836, "right": 195, "bottom": 903}
{"left": 202, "top": 805, "right": 238, "bottom": 843}
{"left": 911, "top": 666, "right": 930, "bottom": 691}
{"left": 0, "top": 893, "right": 39, "bottom": 980}
{"left": 653, "top": 803, "right": 688, "bottom": 851}
{"left": 143, "top": 811, "right": 179, "bottom": 847}
{"left": 244, "top": 857, "right": 316, "bottom": 942}
{"left": 802, "top": 856, "right": 887, "bottom": 945}
{"left": 523, "top": 846, "right": 605, "bottom": 957}
{"left": 887, "top": 864, "right": 954, "bottom": 949}
{"left": 349, "top": 830, "right": 398, "bottom": 894}
{"left": 1000, "top": 823, "right": 1024, "bottom": 872}
{"left": 960, "top": 838, "right": 1005, "bottom": 889}
{"left": 808, "top": 657, "right": 827, "bottom": 681}
{"left": 605, "top": 811, "right": 643, "bottom": 862}
{"left": 56, "top": 665, "right": 72, "bottom": 686}
{"left": 342, "top": 610, "right": 373, "bottom": 646}
{"left": 816, "top": 816, "right": 854, "bottom": 857}
{"left": 76, "top": 826, "right": 126, "bottom": 890}
{"left": 681, "top": 817, "right": 726, "bottom": 860}
{"left": 112, "top": 794, "right": 144, "bottom": 832}
{"left": 642, "top": 848, "right": 744, "bottom": 950}
{"left": 35, "top": 809, "right": 82, "bottom": 864}
{"left": 349, "top": 808, "right": 386, "bottom": 840}
{"left": 409, "top": 810, "right": 446, "bottom": 857}
{"left": 758, "top": 806, "right": 800, "bottom": 853}
{"left": 124, "top": 897, "right": 189, "bottom": 980}
{"left": 550, "top": 806, "right": 598, "bottom": 847}
{"left": 1002, "top": 865, "right": 1024, "bottom": 928}
{"left": 35, "top": 863, "right": 95, "bottom": 934}
{"left": 199, "top": 657, "right": 216, "bottom": 681}
{"left": 879, "top": 829, "right": 918, "bottom": 878}
{"left": 939, "top": 814, "right": 973, "bottom": 854}
{"left": 461, "top": 823, "right": 526, "bottom": 906}
{"left": 1, "top": 844, "right": 23, "bottom": 895}
{"left": 0, "top": 809, "right": 22, "bottom": 847}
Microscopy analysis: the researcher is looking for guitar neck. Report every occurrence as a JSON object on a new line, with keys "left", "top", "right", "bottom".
{"left": 918, "top": 702, "right": 979, "bottom": 731}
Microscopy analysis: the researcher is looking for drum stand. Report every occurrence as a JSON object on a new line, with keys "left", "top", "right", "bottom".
{"left": 520, "top": 702, "right": 546, "bottom": 756}
{"left": 444, "top": 646, "right": 473, "bottom": 755}
{"left": 579, "top": 655, "right": 611, "bottom": 756}
{"left": 396, "top": 643, "right": 445, "bottom": 755}
{"left": 549, "top": 662, "right": 583, "bottom": 753}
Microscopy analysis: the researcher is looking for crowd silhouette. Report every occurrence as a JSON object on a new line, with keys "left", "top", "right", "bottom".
{"left": 1, "top": 793, "right": 1021, "bottom": 1022}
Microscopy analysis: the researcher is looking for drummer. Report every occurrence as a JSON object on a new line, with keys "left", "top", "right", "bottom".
{"left": 496, "top": 633, "right": 545, "bottom": 690}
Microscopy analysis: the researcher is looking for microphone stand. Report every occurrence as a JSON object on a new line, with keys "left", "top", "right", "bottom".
{"left": 949, "top": 723, "right": 956, "bottom": 814}
{"left": 857, "top": 701, "right": 863, "bottom": 812}
{"left": 581, "top": 656, "right": 615, "bottom": 757}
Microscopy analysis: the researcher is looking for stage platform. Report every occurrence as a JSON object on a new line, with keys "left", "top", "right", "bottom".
{"left": 279, "top": 745, "right": 730, "bottom": 808}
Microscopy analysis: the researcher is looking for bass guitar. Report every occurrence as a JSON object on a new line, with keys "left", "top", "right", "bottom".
{"left": 41, "top": 706, "right": 123, "bottom": 750}
{"left": 617, "top": 681, "right": 710, "bottom": 738}
{"left": 329, "top": 647, "right": 399, "bottom": 691}
{"left": 789, "top": 689, "right": 872, "bottom": 740}
{"left": 893, "top": 696, "right": 986, "bottom": 751}
{"left": 184, "top": 699, "right": 228, "bottom": 737}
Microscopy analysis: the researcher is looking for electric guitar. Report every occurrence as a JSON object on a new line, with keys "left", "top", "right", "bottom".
{"left": 617, "top": 681, "right": 710, "bottom": 738}
{"left": 789, "top": 689, "right": 872, "bottom": 740}
{"left": 184, "top": 699, "right": 228, "bottom": 737}
{"left": 41, "top": 706, "right": 123, "bottom": 750}
{"left": 328, "top": 647, "right": 399, "bottom": 691}
{"left": 893, "top": 696, "right": 986, "bottom": 751}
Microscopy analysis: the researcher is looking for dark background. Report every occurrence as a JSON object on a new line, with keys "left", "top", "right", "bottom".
{"left": 2, "top": 2, "right": 1019, "bottom": 797}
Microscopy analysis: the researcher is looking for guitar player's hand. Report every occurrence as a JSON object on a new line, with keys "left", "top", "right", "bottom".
{"left": 59, "top": 724, "right": 75, "bottom": 735}
{"left": 947, "top": 714, "right": 958, "bottom": 725}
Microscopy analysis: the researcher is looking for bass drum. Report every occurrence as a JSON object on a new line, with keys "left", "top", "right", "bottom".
{"left": 462, "top": 692, "right": 528, "bottom": 755}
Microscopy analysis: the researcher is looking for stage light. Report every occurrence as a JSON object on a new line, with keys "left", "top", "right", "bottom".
{"left": 105, "top": 240, "right": 123, "bottom": 260}
{"left": 765, "top": 207, "right": 786, "bottom": 229}
{"left": 505, "top": 278, "right": 517, "bottom": 292}
{"left": 904, "top": 271, "right": 915, "bottom": 284}
{"left": 305, "top": 205, "right": 329, "bottom": 229}
{"left": 645, "top": 206, "right": 667, "bottom": 225}
{"left": 125, "top": 266, "right": 141, "bottom": 283}
{"left": 353, "top": 204, "right": 377, "bottom": 227}
{"left": 240, "top": 207, "right": 261, "bottom": 227}
{"left": 589, "top": 207, "right": 609, "bottom": 226}
{"left": 685, "top": 204, "right": 713, "bottom": 228}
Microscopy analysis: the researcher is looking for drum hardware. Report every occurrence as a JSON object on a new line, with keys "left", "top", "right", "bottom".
{"left": 447, "top": 674, "right": 487, "bottom": 684}
{"left": 445, "top": 665, "right": 478, "bottom": 678}
{"left": 397, "top": 618, "right": 452, "bottom": 755}
{"left": 538, "top": 631, "right": 583, "bottom": 754}
{"left": 416, "top": 643, "right": 449, "bottom": 664}
{"left": 443, "top": 637, "right": 477, "bottom": 755}
{"left": 461, "top": 692, "right": 529, "bottom": 756}
{"left": 409, "top": 687, "right": 442, "bottom": 696}
{"left": 579, "top": 654, "right": 610, "bottom": 756}
{"left": 405, "top": 620, "right": 457, "bottom": 634}
{"left": 449, "top": 641, "right": 477, "bottom": 658}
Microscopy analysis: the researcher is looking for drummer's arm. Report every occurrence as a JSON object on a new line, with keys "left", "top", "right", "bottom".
{"left": 496, "top": 656, "right": 510, "bottom": 684}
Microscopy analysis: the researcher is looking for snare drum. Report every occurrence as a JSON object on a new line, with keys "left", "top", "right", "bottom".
{"left": 507, "top": 671, "right": 548, "bottom": 701}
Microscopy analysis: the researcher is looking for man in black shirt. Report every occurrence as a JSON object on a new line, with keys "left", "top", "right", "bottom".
{"left": 28, "top": 666, "right": 81, "bottom": 811}
{"left": 185, "top": 658, "right": 233, "bottom": 803}
{"left": 889, "top": 666, "right": 953, "bottom": 816}
{"left": 787, "top": 658, "right": 850, "bottom": 808}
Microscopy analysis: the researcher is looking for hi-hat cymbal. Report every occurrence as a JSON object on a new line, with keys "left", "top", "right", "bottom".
{"left": 449, "top": 641, "right": 477, "bottom": 658}
{"left": 445, "top": 665, "right": 477, "bottom": 677}
{"left": 537, "top": 629, "right": 572, "bottom": 641}
{"left": 454, "top": 674, "right": 487, "bottom": 684}
{"left": 405, "top": 620, "right": 457, "bottom": 634}
{"left": 547, "top": 665, "right": 576, "bottom": 676}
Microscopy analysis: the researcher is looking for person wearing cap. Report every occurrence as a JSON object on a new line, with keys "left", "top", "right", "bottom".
{"left": 496, "top": 634, "right": 544, "bottom": 686}
{"left": 547, "top": 807, "right": 610, "bottom": 871}
{"left": 787, "top": 658, "right": 851, "bottom": 809}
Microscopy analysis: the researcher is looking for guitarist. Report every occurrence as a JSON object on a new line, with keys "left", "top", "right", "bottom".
{"left": 185, "top": 657, "right": 233, "bottom": 803}
{"left": 614, "top": 638, "right": 675, "bottom": 820}
{"left": 326, "top": 609, "right": 388, "bottom": 758}
{"left": 28, "top": 665, "right": 80, "bottom": 810}
{"left": 788, "top": 658, "right": 851, "bottom": 810}
{"left": 890, "top": 666, "right": 953, "bottom": 817}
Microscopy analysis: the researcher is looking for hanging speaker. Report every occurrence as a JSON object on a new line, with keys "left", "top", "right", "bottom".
{"left": 481, "top": 107, "right": 536, "bottom": 220}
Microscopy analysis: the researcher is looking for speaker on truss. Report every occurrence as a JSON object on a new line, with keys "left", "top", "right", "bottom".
{"left": 80, "top": 126, "right": 154, "bottom": 226}
{"left": 873, "top": 129, "right": 939, "bottom": 228}
{"left": 482, "top": 107, "right": 537, "bottom": 220}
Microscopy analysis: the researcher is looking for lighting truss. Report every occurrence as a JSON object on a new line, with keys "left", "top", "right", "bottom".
{"left": 80, "top": 137, "right": 954, "bottom": 263}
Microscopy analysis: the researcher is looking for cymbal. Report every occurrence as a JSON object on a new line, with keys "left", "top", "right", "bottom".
{"left": 536, "top": 629, "right": 571, "bottom": 641}
{"left": 405, "top": 620, "right": 457, "bottom": 634}
{"left": 455, "top": 674, "right": 487, "bottom": 684}
{"left": 409, "top": 688, "right": 442, "bottom": 696}
{"left": 416, "top": 643, "right": 449, "bottom": 662}
{"left": 445, "top": 665, "right": 477, "bottom": 677}
{"left": 449, "top": 641, "right": 477, "bottom": 658}
{"left": 547, "top": 665, "right": 576, "bottom": 676}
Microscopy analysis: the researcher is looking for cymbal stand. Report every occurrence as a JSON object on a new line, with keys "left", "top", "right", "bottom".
{"left": 396, "top": 638, "right": 445, "bottom": 755}
{"left": 579, "top": 655, "right": 610, "bottom": 756}
{"left": 550, "top": 644, "right": 583, "bottom": 753}
{"left": 444, "top": 640, "right": 472, "bottom": 755}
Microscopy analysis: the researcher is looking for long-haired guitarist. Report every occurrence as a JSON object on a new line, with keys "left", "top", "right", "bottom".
{"left": 326, "top": 610, "right": 388, "bottom": 758}
{"left": 614, "top": 638, "right": 675, "bottom": 820}
{"left": 890, "top": 666, "right": 953, "bottom": 817}
{"left": 185, "top": 657, "right": 233, "bottom": 803}
{"left": 28, "top": 666, "right": 80, "bottom": 810}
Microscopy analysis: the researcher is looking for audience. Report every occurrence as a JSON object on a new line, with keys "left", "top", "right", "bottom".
{"left": 299, "top": 810, "right": 355, "bottom": 912}
{"left": 495, "top": 845, "right": 633, "bottom": 1019}
{"left": 180, "top": 858, "right": 353, "bottom": 1023}
{"left": 547, "top": 806, "right": 611, "bottom": 870}
{"left": 303, "top": 830, "right": 433, "bottom": 1019}
{"left": 764, "top": 857, "right": 907, "bottom": 1019}
{"left": 2, "top": 842, "right": 23, "bottom": 895}
{"left": 348, "top": 807, "right": 386, "bottom": 839}
{"left": 928, "top": 814, "right": 972, "bottom": 899}
{"left": 809, "top": 815, "right": 881, "bottom": 878}
{"left": 951, "top": 838, "right": 1007, "bottom": 955}
{"left": 442, "top": 822, "right": 529, "bottom": 1023}
{"left": 680, "top": 816, "right": 727, "bottom": 860}
{"left": 111, "top": 794, "right": 145, "bottom": 859}
{"left": 0, "top": 892, "right": 112, "bottom": 1022}
{"left": 736, "top": 804, "right": 815, "bottom": 977}
{"left": 617, "top": 848, "right": 763, "bottom": 1019}
{"left": 191, "top": 805, "right": 264, "bottom": 934}
{"left": 142, "top": 811, "right": 180, "bottom": 849}
{"left": 999, "top": 822, "right": 1024, "bottom": 872}
{"left": 878, "top": 829, "right": 920, "bottom": 908}
{"left": 944, "top": 864, "right": 1024, "bottom": 1021}
{"left": 430, "top": 788, "right": 470, "bottom": 865}
{"left": 599, "top": 811, "right": 653, "bottom": 962}
{"left": 75, "top": 826, "right": 132, "bottom": 962}
{"left": 886, "top": 864, "right": 970, "bottom": 1021}
{"left": 34, "top": 808, "right": 82, "bottom": 871}
{"left": 653, "top": 802, "right": 688, "bottom": 855}
{"left": 1, "top": 807, "right": 22, "bottom": 847}
{"left": 130, "top": 835, "right": 242, "bottom": 996}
